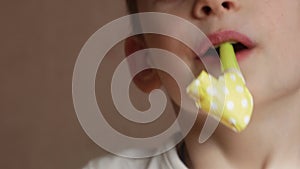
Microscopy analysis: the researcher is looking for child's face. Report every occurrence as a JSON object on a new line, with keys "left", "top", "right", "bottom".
{"left": 132, "top": 0, "right": 300, "bottom": 108}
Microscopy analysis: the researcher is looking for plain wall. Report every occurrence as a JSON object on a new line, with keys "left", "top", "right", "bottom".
{"left": 0, "top": 1, "right": 127, "bottom": 169}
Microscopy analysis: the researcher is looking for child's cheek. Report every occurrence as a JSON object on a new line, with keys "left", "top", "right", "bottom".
{"left": 144, "top": 34, "right": 201, "bottom": 71}
{"left": 157, "top": 71, "right": 182, "bottom": 107}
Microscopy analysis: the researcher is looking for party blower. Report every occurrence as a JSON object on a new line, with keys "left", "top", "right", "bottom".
{"left": 187, "top": 42, "right": 253, "bottom": 132}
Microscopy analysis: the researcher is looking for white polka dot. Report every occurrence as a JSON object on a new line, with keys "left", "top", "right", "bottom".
{"left": 223, "top": 87, "right": 229, "bottom": 95}
{"left": 229, "top": 118, "right": 236, "bottom": 125}
{"left": 219, "top": 76, "right": 224, "bottom": 82}
{"left": 244, "top": 116, "right": 250, "bottom": 125}
{"left": 227, "top": 101, "right": 234, "bottom": 110}
{"left": 236, "top": 85, "right": 244, "bottom": 93}
{"left": 230, "top": 74, "right": 236, "bottom": 81}
{"left": 190, "top": 87, "right": 199, "bottom": 97}
{"left": 241, "top": 99, "right": 248, "bottom": 108}
{"left": 207, "top": 86, "right": 217, "bottom": 96}
{"left": 195, "top": 79, "right": 200, "bottom": 86}
{"left": 210, "top": 102, "right": 218, "bottom": 111}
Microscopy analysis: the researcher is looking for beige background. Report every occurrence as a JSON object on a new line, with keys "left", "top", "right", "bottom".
{"left": 0, "top": 1, "right": 128, "bottom": 169}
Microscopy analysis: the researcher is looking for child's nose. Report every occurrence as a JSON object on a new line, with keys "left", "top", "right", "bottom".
{"left": 193, "top": 0, "right": 240, "bottom": 19}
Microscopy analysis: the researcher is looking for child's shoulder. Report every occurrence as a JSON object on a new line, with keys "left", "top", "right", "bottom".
{"left": 82, "top": 153, "right": 151, "bottom": 169}
{"left": 82, "top": 147, "right": 187, "bottom": 169}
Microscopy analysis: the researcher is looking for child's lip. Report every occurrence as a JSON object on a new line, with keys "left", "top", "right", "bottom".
{"left": 196, "top": 30, "right": 256, "bottom": 60}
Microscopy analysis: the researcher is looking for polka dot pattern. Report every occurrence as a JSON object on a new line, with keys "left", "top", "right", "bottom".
{"left": 236, "top": 86, "right": 244, "bottom": 93}
{"left": 226, "top": 101, "right": 234, "bottom": 110}
{"left": 211, "top": 102, "right": 218, "bottom": 111}
{"left": 223, "top": 87, "right": 229, "bottom": 95}
{"left": 207, "top": 86, "right": 217, "bottom": 96}
{"left": 187, "top": 70, "right": 253, "bottom": 132}
{"left": 241, "top": 98, "right": 248, "bottom": 108}
{"left": 230, "top": 74, "right": 236, "bottom": 81}
{"left": 244, "top": 116, "right": 250, "bottom": 125}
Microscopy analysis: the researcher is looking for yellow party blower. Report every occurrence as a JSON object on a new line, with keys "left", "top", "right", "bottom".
{"left": 186, "top": 42, "right": 253, "bottom": 132}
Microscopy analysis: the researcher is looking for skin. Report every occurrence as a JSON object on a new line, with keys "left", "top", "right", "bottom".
{"left": 125, "top": 0, "right": 300, "bottom": 168}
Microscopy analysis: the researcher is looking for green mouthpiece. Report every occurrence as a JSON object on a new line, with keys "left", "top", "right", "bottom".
{"left": 220, "top": 42, "right": 240, "bottom": 72}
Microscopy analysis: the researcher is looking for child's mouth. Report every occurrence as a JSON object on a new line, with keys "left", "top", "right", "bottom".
{"left": 203, "top": 42, "right": 249, "bottom": 58}
{"left": 196, "top": 30, "right": 255, "bottom": 62}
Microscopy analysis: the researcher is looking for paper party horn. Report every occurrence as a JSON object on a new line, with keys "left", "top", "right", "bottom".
{"left": 187, "top": 42, "right": 253, "bottom": 132}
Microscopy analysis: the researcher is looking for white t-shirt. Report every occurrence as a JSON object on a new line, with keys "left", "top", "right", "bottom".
{"left": 83, "top": 148, "right": 188, "bottom": 169}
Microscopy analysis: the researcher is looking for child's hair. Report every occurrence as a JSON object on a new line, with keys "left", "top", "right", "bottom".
{"left": 126, "top": 0, "right": 138, "bottom": 14}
